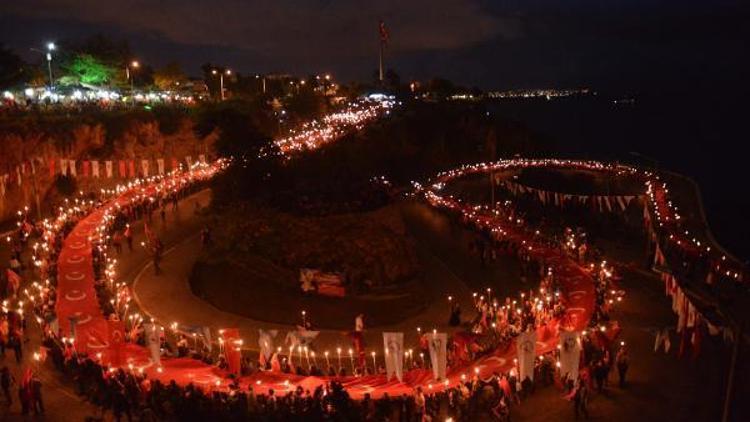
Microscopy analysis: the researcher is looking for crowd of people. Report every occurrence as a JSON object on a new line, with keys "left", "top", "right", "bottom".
{"left": 0, "top": 164, "right": 638, "bottom": 421}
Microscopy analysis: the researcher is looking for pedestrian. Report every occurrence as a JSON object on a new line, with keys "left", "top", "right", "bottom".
{"left": 112, "top": 231, "right": 123, "bottom": 254}
{"left": 414, "top": 387, "right": 426, "bottom": 421}
{"left": 152, "top": 238, "right": 164, "bottom": 275}
{"left": 124, "top": 225, "right": 133, "bottom": 252}
{"left": 1, "top": 366, "right": 14, "bottom": 406}
{"left": 30, "top": 374, "right": 43, "bottom": 414}
{"left": 200, "top": 226, "right": 212, "bottom": 248}
{"left": 616, "top": 346, "right": 629, "bottom": 388}
{"left": 573, "top": 379, "right": 589, "bottom": 419}
{"left": 9, "top": 334, "right": 22, "bottom": 363}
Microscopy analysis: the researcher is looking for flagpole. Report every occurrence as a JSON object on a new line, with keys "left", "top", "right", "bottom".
{"left": 379, "top": 40, "right": 384, "bottom": 84}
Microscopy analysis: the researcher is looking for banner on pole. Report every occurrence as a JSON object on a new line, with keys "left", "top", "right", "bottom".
{"left": 383, "top": 332, "right": 404, "bottom": 382}
{"left": 426, "top": 332, "right": 448, "bottom": 381}
{"left": 516, "top": 330, "right": 537, "bottom": 382}
{"left": 558, "top": 330, "right": 581, "bottom": 382}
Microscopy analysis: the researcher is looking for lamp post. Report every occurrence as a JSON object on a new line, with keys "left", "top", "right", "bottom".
{"left": 126, "top": 61, "right": 140, "bottom": 104}
{"left": 212, "top": 69, "right": 231, "bottom": 101}
{"left": 45, "top": 42, "right": 55, "bottom": 90}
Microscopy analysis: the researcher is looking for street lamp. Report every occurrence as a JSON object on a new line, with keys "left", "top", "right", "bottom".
{"left": 126, "top": 61, "right": 140, "bottom": 104}
{"left": 212, "top": 69, "right": 231, "bottom": 100}
{"left": 46, "top": 42, "right": 55, "bottom": 90}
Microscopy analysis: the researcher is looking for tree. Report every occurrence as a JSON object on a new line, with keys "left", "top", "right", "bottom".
{"left": 60, "top": 53, "right": 116, "bottom": 86}
{"left": 0, "top": 44, "right": 25, "bottom": 89}
{"left": 153, "top": 61, "right": 188, "bottom": 90}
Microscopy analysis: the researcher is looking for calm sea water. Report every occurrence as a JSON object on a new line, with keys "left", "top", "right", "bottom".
{"left": 486, "top": 95, "right": 749, "bottom": 261}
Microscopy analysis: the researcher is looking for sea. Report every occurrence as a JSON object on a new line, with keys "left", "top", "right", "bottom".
{"left": 486, "top": 93, "right": 749, "bottom": 262}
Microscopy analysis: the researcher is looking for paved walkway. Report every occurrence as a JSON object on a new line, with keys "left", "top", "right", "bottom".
{"left": 132, "top": 200, "right": 489, "bottom": 353}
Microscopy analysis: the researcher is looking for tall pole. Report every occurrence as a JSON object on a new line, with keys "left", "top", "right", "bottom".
{"left": 722, "top": 324, "right": 743, "bottom": 422}
{"left": 378, "top": 41, "right": 384, "bottom": 84}
{"left": 46, "top": 53, "right": 53, "bottom": 90}
{"left": 220, "top": 74, "right": 225, "bottom": 101}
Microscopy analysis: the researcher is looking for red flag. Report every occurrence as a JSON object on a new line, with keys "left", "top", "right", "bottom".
{"left": 6, "top": 269, "right": 21, "bottom": 295}
{"left": 128, "top": 160, "right": 136, "bottom": 178}
{"left": 20, "top": 367, "right": 33, "bottom": 388}
{"left": 108, "top": 320, "right": 126, "bottom": 367}
{"left": 221, "top": 328, "right": 242, "bottom": 376}
{"left": 171, "top": 157, "right": 179, "bottom": 172}
{"left": 379, "top": 20, "right": 389, "bottom": 45}
{"left": 119, "top": 160, "right": 127, "bottom": 178}
{"left": 49, "top": 158, "right": 55, "bottom": 178}
{"left": 83, "top": 160, "right": 90, "bottom": 177}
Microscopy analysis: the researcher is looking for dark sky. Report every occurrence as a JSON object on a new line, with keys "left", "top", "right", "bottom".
{"left": 1, "top": 0, "right": 748, "bottom": 92}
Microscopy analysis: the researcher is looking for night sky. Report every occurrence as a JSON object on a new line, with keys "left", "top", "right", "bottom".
{"left": 1, "top": 0, "right": 748, "bottom": 92}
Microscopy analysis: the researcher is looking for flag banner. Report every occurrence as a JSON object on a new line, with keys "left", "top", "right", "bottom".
{"left": 185, "top": 156, "right": 193, "bottom": 168}
{"left": 145, "top": 323, "right": 161, "bottom": 366}
{"left": 107, "top": 320, "right": 126, "bottom": 367}
{"left": 118, "top": 160, "right": 127, "bottom": 178}
{"left": 171, "top": 157, "right": 178, "bottom": 172}
{"left": 201, "top": 326, "right": 213, "bottom": 352}
{"left": 128, "top": 160, "right": 136, "bottom": 178}
{"left": 106, "top": 161, "right": 113, "bottom": 178}
{"left": 31, "top": 158, "right": 37, "bottom": 175}
{"left": 426, "top": 332, "right": 448, "bottom": 381}
{"left": 49, "top": 159, "right": 55, "bottom": 178}
{"left": 516, "top": 330, "right": 537, "bottom": 382}
{"left": 559, "top": 330, "right": 581, "bottom": 382}
{"left": 82, "top": 161, "right": 90, "bottom": 177}
{"left": 60, "top": 159, "right": 68, "bottom": 176}
{"left": 0, "top": 175, "right": 7, "bottom": 197}
{"left": 199, "top": 154, "right": 206, "bottom": 164}
{"left": 221, "top": 328, "right": 242, "bottom": 376}
{"left": 383, "top": 332, "right": 404, "bottom": 382}
{"left": 258, "top": 329, "right": 278, "bottom": 364}
{"left": 92, "top": 161, "right": 100, "bottom": 178}
{"left": 69, "top": 160, "right": 77, "bottom": 177}
{"left": 141, "top": 160, "right": 150, "bottom": 177}
{"left": 15, "top": 166, "right": 21, "bottom": 186}
{"left": 157, "top": 158, "right": 165, "bottom": 175}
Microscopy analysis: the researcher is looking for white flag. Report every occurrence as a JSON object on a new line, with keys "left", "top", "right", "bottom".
{"left": 258, "top": 329, "right": 278, "bottom": 363}
{"left": 105, "top": 161, "right": 113, "bottom": 178}
{"left": 426, "top": 332, "right": 448, "bottom": 381}
{"left": 157, "top": 158, "right": 165, "bottom": 175}
{"left": 198, "top": 154, "right": 206, "bottom": 164}
{"left": 60, "top": 159, "right": 68, "bottom": 176}
{"left": 69, "top": 160, "right": 77, "bottom": 177}
{"left": 145, "top": 323, "right": 161, "bottom": 367}
{"left": 92, "top": 161, "right": 100, "bottom": 178}
{"left": 558, "top": 330, "right": 581, "bottom": 382}
{"left": 141, "top": 160, "right": 150, "bottom": 177}
{"left": 201, "top": 326, "right": 213, "bottom": 352}
{"left": 383, "top": 332, "right": 404, "bottom": 382}
{"left": 516, "top": 330, "right": 537, "bottom": 382}
{"left": 185, "top": 156, "right": 192, "bottom": 168}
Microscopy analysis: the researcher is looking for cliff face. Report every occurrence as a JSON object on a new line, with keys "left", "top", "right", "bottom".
{"left": 0, "top": 115, "right": 217, "bottom": 223}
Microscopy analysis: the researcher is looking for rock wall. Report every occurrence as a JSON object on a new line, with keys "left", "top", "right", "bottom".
{"left": 0, "top": 115, "right": 217, "bottom": 223}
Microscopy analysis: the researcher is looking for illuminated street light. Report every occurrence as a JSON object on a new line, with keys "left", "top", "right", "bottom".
{"left": 46, "top": 42, "right": 56, "bottom": 90}
{"left": 212, "top": 69, "right": 232, "bottom": 100}
{"left": 126, "top": 60, "right": 140, "bottom": 104}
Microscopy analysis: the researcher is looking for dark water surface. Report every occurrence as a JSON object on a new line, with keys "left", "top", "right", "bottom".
{"left": 487, "top": 94, "right": 749, "bottom": 261}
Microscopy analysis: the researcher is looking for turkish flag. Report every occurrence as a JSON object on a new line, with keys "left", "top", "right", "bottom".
{"left": 108, "top": 320, "right": 127, "bottom": 367}
{"left": 119, "top": 160, "right": 127, "bottom": 178}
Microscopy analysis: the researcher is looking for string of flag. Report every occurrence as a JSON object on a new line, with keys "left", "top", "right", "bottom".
{"left": 1, "top": 154, "right": 208, "bottom": 197}
{"left": 498, "top": 178, "right": 645, "bottom": 213}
